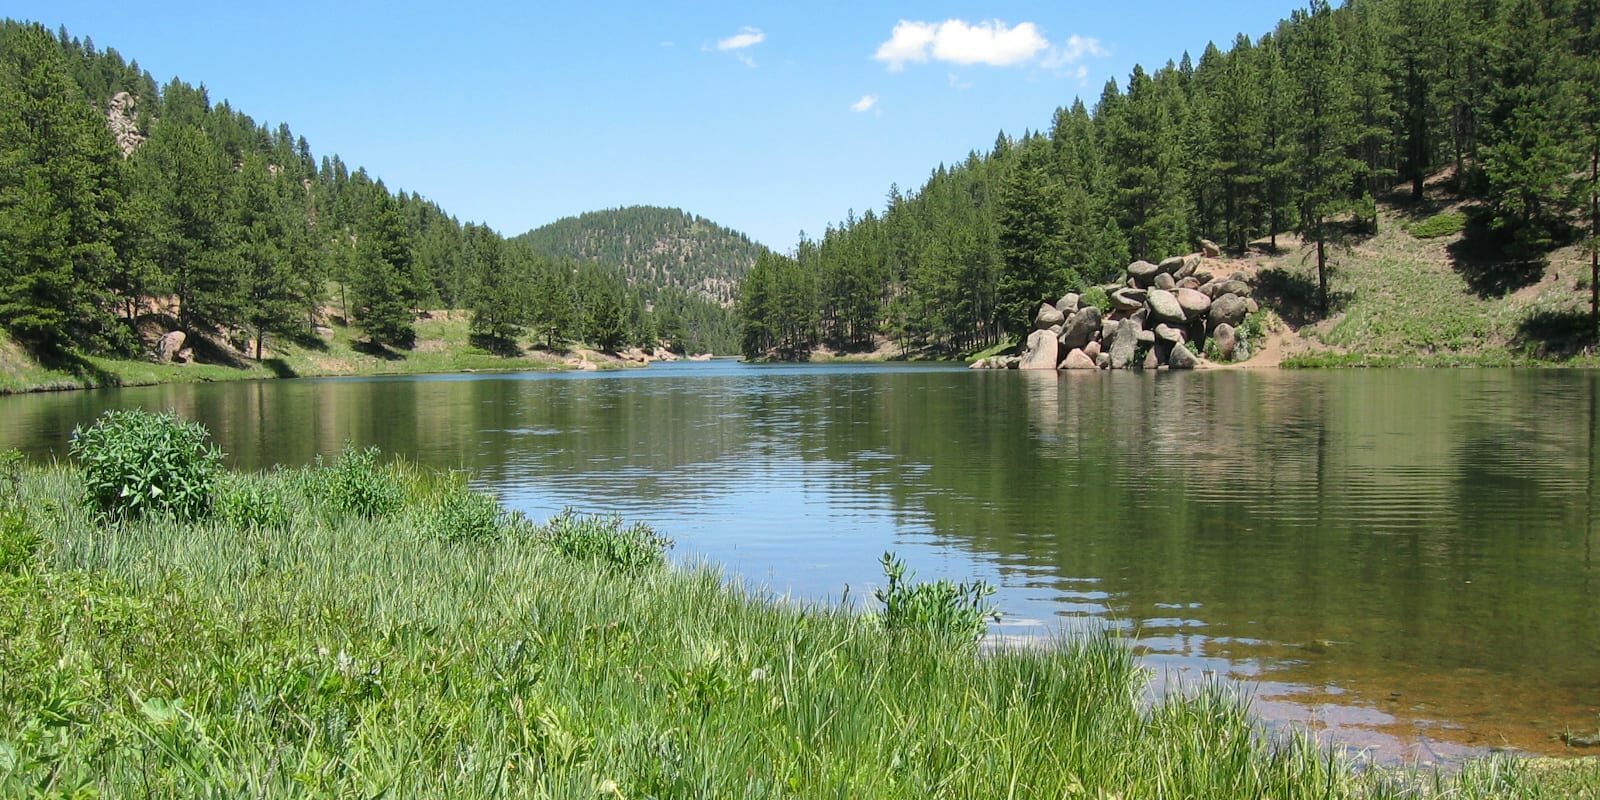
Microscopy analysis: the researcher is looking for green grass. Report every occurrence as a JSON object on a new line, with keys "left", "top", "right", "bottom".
{"left": 1403, "top": 211, "right": 1468, "bottom": 240}
{"left": 0, "top": 316, "right": 635, "bottom": 396}
{"left": 2, "top": 456, "right": 1598, "bottom": 797}
{"left": 1260, "top": 209, "right": 1600, "bottom": 366}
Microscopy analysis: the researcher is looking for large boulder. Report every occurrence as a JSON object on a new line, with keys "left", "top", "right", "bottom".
{"left": 1146, "top": 289, "right": 1186, "bottom": 324}
{"left": 1201, "top": 239, "right": 1222, "bottom": 258}
{"left": 1061, "top": 348, "right": 1097, "bottom": 370}
{"left": 1201, "top": 279, "right": 1253, "bottom": 299}
{"left": 1055, "top": 293, "right": 1080, "bottom": 314}
{"left": 1110, "top": 288, "right": 1146, "bottom": 312}
{"left": 1083, "top": 340, "right": 1102, "bottom": 360}
{"left": 1126, "top": 260, "right": 1161, "bottom": 287}
{"left": 1101, "top": 319, "right": 1120, "bottom": 344}
{"left": 1095, "top": 352, "right": 1112, "bottom": 369}
{"left": 1018, "top": 329, "right": 1059, "bottom": 370}
{"left": 1209, "top": 293, "right": 1249, "bottom": 330}
{"left": 1213, "top": 323, "right": 1240, "bottom": 362}
{"left": 1035, "top": 303, "right": 1066, "bottom": 331}
{"left": 1176, "top": 287, "right": 1212, "bottom": 320}
{"left": 1154, "top": 323, "right": 1184, "bottom": 344}
{"left": 1177, "top": 254, "right": 1202, "bottom": 278}
{"left": 1152, "top": 272, "right": 1177, "bottom": 291}
{"left": 1058, "top": 306, "right": 1103, "bottom": 352}
{"left": 1142, "top": 349, "right": 1160, "bottom": 370}
{"left": 1136, "top": 329, "right": 1156, "bottom": 345}
{"left": 1169, "top": 342, "right": 1199, "bottom": 369}
{"left": 156, "top": 330, "right": 186, "bottom": 363}
{"left": 1158, "top": 255, "right": 1187, "bottom": 275}
{"left": 1110, "top": 316, "right": 1142, "bottom": 369}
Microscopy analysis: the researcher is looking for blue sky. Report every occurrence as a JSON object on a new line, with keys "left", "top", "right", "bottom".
{"left": 20, "top": 1, "right": 1298, "bottom": 249}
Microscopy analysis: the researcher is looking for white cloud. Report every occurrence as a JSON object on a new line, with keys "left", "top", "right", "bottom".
{"left": 851, "top": 94, "right": 879, "bottom": 112}
{"left": 717, "top": 27, "right": 766, "bottom": 51}
{"left": 875, "top": 19, "right": 1048, "bottom": 70}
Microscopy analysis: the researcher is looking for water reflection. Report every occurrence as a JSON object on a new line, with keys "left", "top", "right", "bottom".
{"left": 3, "top": 363, "right": 1596, "bottom": 761}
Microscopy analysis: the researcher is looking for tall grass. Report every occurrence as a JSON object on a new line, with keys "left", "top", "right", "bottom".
{"left": 0, "top": 463, "right": 1594, "bottom": 797}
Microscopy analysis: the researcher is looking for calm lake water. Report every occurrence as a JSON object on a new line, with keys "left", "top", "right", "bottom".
{"left": 4, "top": 362, "right": 1598, "bottom": 762}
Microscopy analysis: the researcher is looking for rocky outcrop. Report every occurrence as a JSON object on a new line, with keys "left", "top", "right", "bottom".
{"left": 105, "top": 92, "right": 146, "bottom": 158}
{"left": 970, "top": 248, "right": 1260, "bottom": 371}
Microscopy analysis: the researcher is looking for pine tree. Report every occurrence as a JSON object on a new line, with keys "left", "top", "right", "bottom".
{"left": 133, "top": 121, "right": 235, "bottom": 333}
{"left": 997, "top": 141, "right": 1069, "bottom": 335}
{"left": 1287, "top": 0, "right": 1362, "bottom": 315}
{"left": 351, "top": 189, "right": 417, "bottom": 347}
{"left": 0, "top": 23, "right": 124, "bottom": 352}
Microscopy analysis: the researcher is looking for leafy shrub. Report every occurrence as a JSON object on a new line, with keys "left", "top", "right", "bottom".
{"left": 1406, "top": 211, "right": 1467, "bottom": 240}
{"left": 69, "top": 410, "right": 221, "bottom": 521}
{"left": 418, "top": 481, "right": 504, "bottom": 543}
{"left": 214, "top": 473, "right": 291, "bottom": 531}
{"left": 538, "top": 509, "right": 671, "bottom": 571}
{"left": 312, "top": 445, "right": 404, "bottom": 519}
{"left": 1079, "top": 286, "right": 1112, "bottom": 314}
{"left": 874, "top": 552, "right": 999, "bottom": 645}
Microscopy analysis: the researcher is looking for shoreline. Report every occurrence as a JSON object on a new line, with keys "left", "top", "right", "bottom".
{"left": 4, "top": 455, "right": 1599, "bottom": 795}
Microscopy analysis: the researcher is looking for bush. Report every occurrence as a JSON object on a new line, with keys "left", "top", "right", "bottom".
{"left": 418, "top": 481, "right": 504, "bottom": 544}
{"left": 1079, "top": 286, "right": 1112, "bottom": 314}
{"left": 538, "top": 509, "right": 671, "bottom": 571}
{"left": 874, "top": 552, "right": 999, "bottom": 646}
{"left": 214, "top": 473, "right": 291, "bottom": 531}
{"left": 1406, "top": 211, "right": 1467, "bottom": 240}
{"left": 69, "top": 410, "right": 221, "bottom": 522}
{"left": 312, "top": 445, "right": 404, "bottom": 519}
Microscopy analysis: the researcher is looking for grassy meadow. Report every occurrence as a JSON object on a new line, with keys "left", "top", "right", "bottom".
{"left": 1, "top": 414, "right": 1597, "bottom": 798}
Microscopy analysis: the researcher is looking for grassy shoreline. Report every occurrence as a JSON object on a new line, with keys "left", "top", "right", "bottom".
{"left": 0, "top": 316, "right": 650, "bottom": 396}
{"left": 2, "top": 441, "right": 1597, "bottom": 796}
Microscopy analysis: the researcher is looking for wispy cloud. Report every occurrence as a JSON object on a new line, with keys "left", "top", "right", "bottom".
{"left": 716, "top": 26, "right": 765, "bottom": 51}
{"left": 1041, "top": 34, "right": 1108, "bottom": 70}
{"left": 875, "top": 19, "right": 1048, "bottom": 71}
{"left": 850, "top": 94, "right": 879, "bottom": 113}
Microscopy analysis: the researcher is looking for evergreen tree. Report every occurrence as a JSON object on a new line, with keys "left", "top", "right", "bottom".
{"left": 997, "top": 142, "right": 1069, "bottom": 334}
{"left": 350, "top": 189, "right": 417, "bottom": 347}
{"left": 0, "top": 23, "right": 124, "bottom": 352}
{"left": 1287, "top": 0, "right": 1362, "bottom": 314}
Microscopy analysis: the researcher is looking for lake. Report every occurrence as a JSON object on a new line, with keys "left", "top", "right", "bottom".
{"left": 3, "top": 362, "right": 1596, "bottom": 762}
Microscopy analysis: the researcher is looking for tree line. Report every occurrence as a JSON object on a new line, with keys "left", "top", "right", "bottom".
{"left": 739, "top": 0, "right": 1600, "bottom": 359}
{"left": 0, "top": 21, "right": 739, "bottom": 362}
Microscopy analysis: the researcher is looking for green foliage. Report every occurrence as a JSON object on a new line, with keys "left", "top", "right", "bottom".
{"left": 873, "top": 552, "right": 999, "bottom": 646}
{"left": 1079, "top": 285, "right": 1112, "bottom": 314}
{"left": 309, "top": 445, "right": 404, "bottom": 519}
{"left": 213, "top": 472, "right": 290, "bottom": 531}
{"left": 416, "top": 479, "right": 504, "bottom": 544}
{"left": 1406, "top": 211, "right": 1468, "bottom": 239}
{"left": 537, "top": 509, "right": 671, "bottom": 571}
{"left": 68, "top": 410, "right": 220, "bottom": 521}
{"left": 0, "top": 449, "right": 39, "bottom": 573}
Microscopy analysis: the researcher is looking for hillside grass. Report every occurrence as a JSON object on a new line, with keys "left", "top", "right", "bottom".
{"left": 1247, "top": 205, "right": 1600, "bottom": 368}
{"left": 0, "top": 315, "right": 629, "bottom": 395}
{"left": 2, "top": 450, "right": 1598, "bottom": 797}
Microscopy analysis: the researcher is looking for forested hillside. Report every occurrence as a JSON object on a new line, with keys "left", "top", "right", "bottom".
{"left": 517, "top": 206, "right": 764, "bottom": 306}
{"left": 0, "top": 21, "right": 737, "bottom": 368}
{"left": 738, "top": 0, "right": 1600, "bottom": 360}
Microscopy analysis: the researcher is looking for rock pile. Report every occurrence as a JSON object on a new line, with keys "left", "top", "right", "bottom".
{"left": 971, "top": 251, "right": 1258, "bottom": 371}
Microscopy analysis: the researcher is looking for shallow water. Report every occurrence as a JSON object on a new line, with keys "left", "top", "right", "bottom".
{"left": 4, "top": 362, "right": 1597, "bottom": 762}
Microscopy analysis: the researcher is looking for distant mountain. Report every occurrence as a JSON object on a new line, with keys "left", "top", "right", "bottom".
{"left": 515, "top": 206, "right": 765, "bottom": 306}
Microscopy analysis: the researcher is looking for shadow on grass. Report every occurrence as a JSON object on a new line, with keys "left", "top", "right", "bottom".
{"left": 351, "top": 340, "right": 405, "bottom": 361}
{"left": 1514, "top": 309, "right": 1597, "bottom": 359}
{"left": 1447, "top": 212, "right": 1547, "bottom": 298}
{"left": 1255, "top": 267, "right": 1350, "bottom": 328}
{"left": 469, "top": 333, "right": 524, "bottom": 358}
{"left": 34, "top": 347, "right": 122, "bottom": 387}
{"left": 261, "top": 359, "right": 299, "bottom": 378}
